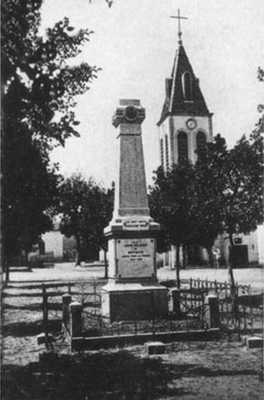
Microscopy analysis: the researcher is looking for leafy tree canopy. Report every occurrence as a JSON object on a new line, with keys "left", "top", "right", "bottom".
{"left": 149, "top": 129, "right": 263, "bottom": 274}
{"left": 149, "top": 163, "right": 197, "bottom": 250}
{"left": 2, "top": 0, "right": 99, "bottom": 153}
{"left": 1, "top": 0, "right": 98, "bottom": 267}
{"left": 193, "top": 134, "right": 227, "bottom": 251}
{"left": 58, "top": 174, "right": 113, "bottom": 264}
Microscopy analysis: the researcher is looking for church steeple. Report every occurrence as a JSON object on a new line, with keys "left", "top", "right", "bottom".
{"left": 157, "top": 42, "right": 210, "bottom": 126}
{"left": 157, "top": 13, "right": 213, "bottom": 169}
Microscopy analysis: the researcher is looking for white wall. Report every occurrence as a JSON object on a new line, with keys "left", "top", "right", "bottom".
{"left": 257, "top": 225, "right": 264, "bottom": 263}
{"left": 215, "top": 231, "right": 259, "bottom": 264}
{"left": 42, "top": 231, "right": 63, "bottom": 258}
{"left": 243, "top": 231, "right": 259, "bottom": 263}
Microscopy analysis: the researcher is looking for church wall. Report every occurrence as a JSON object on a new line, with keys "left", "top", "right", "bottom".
{"left": 170, "top": 115, "right": 212, "bottom": 163}
{"left": 159, "top": 115, "right": 212, "bottom": 169}
{"left": 159, "top": 120, "right": 170, "bottom": 170}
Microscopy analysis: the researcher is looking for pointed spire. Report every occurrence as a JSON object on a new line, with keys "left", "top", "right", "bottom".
{"left": 157, "top": 41, "right": 210, "bottom": 126}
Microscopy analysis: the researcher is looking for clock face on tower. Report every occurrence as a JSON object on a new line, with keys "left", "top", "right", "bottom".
{"left": 186, "top": 118, "right": 197, "bottom": 130}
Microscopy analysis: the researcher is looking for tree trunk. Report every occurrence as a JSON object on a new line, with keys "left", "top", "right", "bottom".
{"left": 4, "top": 260, "right": 10, "bottom": 286}
{"left": 24, "top": 250, "right": 32, "bottom": 271}
{"left": 182, "top": 244, "right": 187, "bottom": 269}
{"left": 207, "top": 246, "right": 214, "bottom": 268}
{"left": 228, "top": 233, "right": 238, "bottom": 317}
{"left": 228, "top": 233, "right": 235, "bottom": 291}
{"left": 75, "top": 235, "right": 81, "bottom": 266}
{"left": 25, "top": 250, "right": 29, "bottom": 266}
{"left": 176, "top": 245, "right": 181, "bottom": 289}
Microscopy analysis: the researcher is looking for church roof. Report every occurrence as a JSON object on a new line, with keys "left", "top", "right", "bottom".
{"left": 157, "top": 42, "right": 211, "bottom": 126}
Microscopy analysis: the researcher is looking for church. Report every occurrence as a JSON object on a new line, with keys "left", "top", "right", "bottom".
{"left": 157, "top": 11, "right": 259, "bottom": 267}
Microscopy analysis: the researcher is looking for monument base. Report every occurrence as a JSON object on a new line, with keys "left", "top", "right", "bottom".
{"left": 101, "top": 283, "right": 168, "bottom": 322}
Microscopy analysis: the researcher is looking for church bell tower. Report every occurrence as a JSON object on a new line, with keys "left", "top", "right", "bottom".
{"left": 158, "top": 10, "right": 213, "bottom": 171}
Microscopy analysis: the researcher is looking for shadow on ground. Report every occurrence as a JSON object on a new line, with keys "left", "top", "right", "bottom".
{"left": 2, "top": 348, "right": 260, "bottom": 400}
{"left": 2, "top": 350, "right": 192, "bottom": 400}
{"left": 3, "top": 319, "right": 61, "bottom": 337}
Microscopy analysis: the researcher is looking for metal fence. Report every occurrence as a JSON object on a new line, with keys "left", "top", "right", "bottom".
{"left": 81, "top": 310, "right": 208, "bottom": 337}
{"left": 161, "top": 278, "right": 251, "bottom": 298}
{"left": 219, "top": 295, "right": 263, "bottom": 333}
{"left": 42, "top": 278, "right": 262, "bottom": 339}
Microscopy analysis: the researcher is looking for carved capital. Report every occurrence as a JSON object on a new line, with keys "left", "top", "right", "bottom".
{"left": 112, "top": 100, "right": 145, "bottom": 128}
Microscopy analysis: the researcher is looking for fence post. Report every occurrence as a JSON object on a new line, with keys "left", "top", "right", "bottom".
{"left": 206, "top": 294, "right": 220, "bottom": 328}
{"left": 70, "top": 301, "right": 82, "bottom": 337}
{"left": 171, "top": 289, "right": 181, "bottom": 315}
{"left": 214, "top": 280, "right": 218, "bottom": 295}
{"left": 62, "top": 293, "right": 72, "bottom": 330}
{"left": 42, "top": 284, "right": 48, "bottom": 335}
{"left": 224, "top": 282, "right": 228, "bottom": 298}
{"left": 68, "top": 283, "right": 72, "bottom": 294}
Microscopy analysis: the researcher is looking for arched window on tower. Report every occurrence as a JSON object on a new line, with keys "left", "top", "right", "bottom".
{"left": 177, "top": 131, "right": 188, "bottom": 163}
{"left": 196, "top": 131, "right": 206, "bottom": 157}
{"left": 182, "top": 71, "right": 193, "bottom": 100}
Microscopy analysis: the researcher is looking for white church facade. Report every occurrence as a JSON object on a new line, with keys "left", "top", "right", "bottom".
{"left": 157, "top": 22, "right": 259, "bottom": 267}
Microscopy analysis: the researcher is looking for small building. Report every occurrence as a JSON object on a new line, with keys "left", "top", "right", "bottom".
{"left": 41, "top": 221, "right": 76, "bottom": 261}
{"left": 215, "top": 231, "right": 259, "bottom": 266}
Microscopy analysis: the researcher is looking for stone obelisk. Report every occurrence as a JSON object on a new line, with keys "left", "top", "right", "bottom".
{"left": 101, "top": 99, "right": 168, "bottom": 321}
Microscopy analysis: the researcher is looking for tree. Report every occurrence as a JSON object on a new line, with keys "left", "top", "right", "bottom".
{"left": 2, "top": 125, "right": 61, "bottom": 266}
{"left": 1, "top": 1, "right": 98, "bottom": 278}
{"left": 193, "top": 134, "right": 227, "bottom": 267}
{"left": 217, "top": 67, "right": 263, "bottom": 287}
{"left": 149, "top": 163, "right": 197, "bottom": 287}
{"left": 150, "top": 128, "right": 263, "bottom": 290}
{"left": 58, "top": 174, "right": 113, "bottom": 266}
{"left": 220, "top": 132, "right": 263, "bottom": 285}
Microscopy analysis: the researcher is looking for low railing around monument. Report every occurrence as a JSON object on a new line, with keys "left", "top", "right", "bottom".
{"left": 40, "top": 277, "right": 260, "bottom": 346}
{"left": 161, "top": 278, "right": 251, "bottom": 298}
{"left": 81, "top": 308, "right": 208, "bottom": 338}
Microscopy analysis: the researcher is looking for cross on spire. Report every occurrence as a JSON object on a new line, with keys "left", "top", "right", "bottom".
{"left": 170, "top": 8, "right": 188, "bottom": 45}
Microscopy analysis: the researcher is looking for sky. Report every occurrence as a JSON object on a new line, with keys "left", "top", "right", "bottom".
{"left": 40, "top": 0, "right": 264, "bottom": 187}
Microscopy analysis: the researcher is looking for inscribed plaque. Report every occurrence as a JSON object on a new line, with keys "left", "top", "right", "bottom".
{"left": 117, "top": 238, "right": 154, "bottom": 278}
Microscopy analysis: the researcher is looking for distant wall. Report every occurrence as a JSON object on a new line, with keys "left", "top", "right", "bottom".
{"left": 42, "top": 231, "right": 63, "bottom": 258}
{"left": 257, "top": 225, "right": 264, "bottom": 263}
{"left": 215, "top": 231, "right": 259, "bottom": 265}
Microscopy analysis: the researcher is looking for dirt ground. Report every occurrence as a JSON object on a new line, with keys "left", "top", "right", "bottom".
{"left": 5, "top": 263, "right": 264, "bottom": 290}
{"left": 1, "top": 263, "right": 264, "bottom": 399}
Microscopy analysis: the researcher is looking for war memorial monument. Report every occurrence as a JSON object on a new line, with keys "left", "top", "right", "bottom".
{"left": 101, "top": 99, "right": 168, "bottom": 321}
